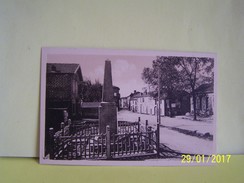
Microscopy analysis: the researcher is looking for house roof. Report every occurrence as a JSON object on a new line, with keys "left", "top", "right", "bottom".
{"left": 129, "top": 91, "right": 155, "bottom": 99}
{"left": 172, "top": 90, "right": 190, "bottom": 98}
{"left": 47, "top": 63, "right": 80, "bottom": 74}
{"left": 137, "top": 92, "right": 154, "bottom": 98}
{"left": 81, "top": 102, "right": 101, "bottom": 108}
{"left": 195, "top": 83, "right": 214, "bottom": 94}
{"left": 130, "top": 92, "right": 142, "bottom": 99}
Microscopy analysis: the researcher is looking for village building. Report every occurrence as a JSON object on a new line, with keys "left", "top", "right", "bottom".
{"left": 128, "top": 89, "right": 191, "bottom": 117}
{"left": 113, "top": 86, "right": 121, "bottom": 110}
{"left": 138, "top": 92, "right": 162, "bottom": 115}
{"left": 45, "top": 63, "right": 83, "bottom": 155}
{"left": 164, "top": 90, "right": 190, "bottom": 117}
{"left": 120, "top": 95, "right": 131, "bottom": 110}
{"left": 46, "top": 63, "right": 83, "bottom": 131}
{"left": 120, "top": 96, "right": 129, "bottom": 109}
{"left": 129, "top": 90, "right": 165, "bottom": 116}
{"left": 191, "top": 83, "right": 214, "bottom": 116}
{"left": 129, "top": 90, "right": 141, "bottom": 112}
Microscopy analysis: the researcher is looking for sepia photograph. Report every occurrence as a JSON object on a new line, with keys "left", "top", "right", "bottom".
{"left": 40, "top": 48, "right": 217, "bottom": 166}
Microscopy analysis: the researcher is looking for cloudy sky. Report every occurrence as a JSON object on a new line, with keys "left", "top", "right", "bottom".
{"left": 47, "top": 54, "right": 155, "bottom": 97}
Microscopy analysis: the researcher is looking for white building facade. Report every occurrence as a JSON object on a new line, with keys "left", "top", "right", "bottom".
{"left": 130, "top": 92, "right": 165, "bottom": 116}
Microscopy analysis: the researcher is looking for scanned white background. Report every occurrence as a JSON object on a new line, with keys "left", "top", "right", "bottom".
{"left": 0, "top": 0, "right": 243, "bottom": 157}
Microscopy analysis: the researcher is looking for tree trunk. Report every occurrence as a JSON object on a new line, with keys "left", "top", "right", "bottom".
{"left": 169, "top": 99, "right": 173, "bottom": 117}
{"left": 192, "top": 91, "right": 197, "bottom": 121}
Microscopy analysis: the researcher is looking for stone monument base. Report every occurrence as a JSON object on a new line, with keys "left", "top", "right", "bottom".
{"left": 99, "top": 102, "right": 117, "bottom": 134}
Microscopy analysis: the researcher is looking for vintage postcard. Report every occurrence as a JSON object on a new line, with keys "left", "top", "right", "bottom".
{"left": 40, "top": 48, "right": 217, "bottom": 166}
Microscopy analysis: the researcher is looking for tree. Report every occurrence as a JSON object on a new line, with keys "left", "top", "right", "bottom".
{"left": 142, "top": 56, "right": 214, "bottom": 120}
{"left": 172, "top": 57, "right": 214, "bottom": 120}
{"left": 80, "top": 79, "right": 102, "bottom": 102}
{"left": 142, "top": 56, "right": 181, "bottom": 117}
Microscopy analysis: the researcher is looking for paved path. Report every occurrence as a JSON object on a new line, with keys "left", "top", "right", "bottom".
{"left": 118, "top": 110, "right": 214, "bottom": 135}
{"left": 118, "top": 110, "right": 215, "bottom": 155}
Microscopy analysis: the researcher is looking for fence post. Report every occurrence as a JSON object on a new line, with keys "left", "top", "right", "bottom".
{"left": 70, "top": 119, "right": 75, "bottom": 134}
{"left": 106, "top": 125, "right": 111, "bottom": 159}
{"left": 145, "top": 120, "right": 148, "bottom": 132}
{"left": 157, "top": 123, "right": 160, "bottom": 158}
{"left": 61, "top": 122, "right": 65, "bottom": 136}
{"left": 68, "top": 119, "right": 71, "bottom": 126}
{"left": 63, "top": 110, "right": 68, "bottom": 125}
{"left": 67, "top": 119, "right": 71, "bottom": 135}
{"left": 91, "top": 127, "right": 94, "bottom": 135}
{"left": 138, "top": 117, "right": 141, "bottom": 132}
{"left": 49, "top": 128, "right": 54, "bottom": 159}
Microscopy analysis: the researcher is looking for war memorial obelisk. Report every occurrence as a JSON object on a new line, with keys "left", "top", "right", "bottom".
{"left": 99, "top": 60, "right": 118, "bottom": 134}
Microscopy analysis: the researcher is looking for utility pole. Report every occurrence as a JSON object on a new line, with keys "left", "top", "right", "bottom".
{"left": 158, "top": 67, "right": 161, "bottom": 125}
{"left": 157, "top": 65, "right": 161, "bottom": 157}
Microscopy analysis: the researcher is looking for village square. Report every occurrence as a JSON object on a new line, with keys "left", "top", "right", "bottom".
{"left": 44, "top": 55, "right": 215, "bottom": 161}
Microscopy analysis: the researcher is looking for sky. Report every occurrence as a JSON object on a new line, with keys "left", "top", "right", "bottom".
{"left": 47, "top": 54, "right": 156, "bottom": 97}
